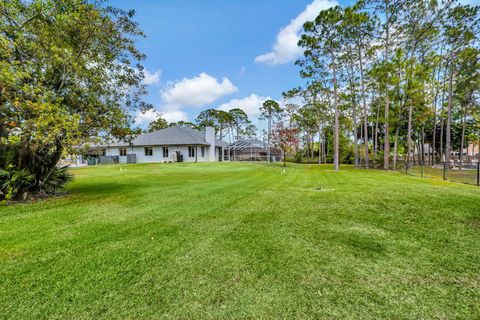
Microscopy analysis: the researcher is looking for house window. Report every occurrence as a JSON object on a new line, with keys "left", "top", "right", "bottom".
{"left": 101, "top": 149, "right": 106, "bottom": 156}
{"left": 201, "top": 146, "right": 205, "bottom": 157}
{"left": 188, "top": 146, "right": 195, "bottom": 158}
{"left": 144, "top": 147, "right": 153, "bottom": 156}
{"left": 162, "top": 146, "right": 169, "bottom": 158}
{"left": 119, "top": 147, "right": 127, "bottom": 156}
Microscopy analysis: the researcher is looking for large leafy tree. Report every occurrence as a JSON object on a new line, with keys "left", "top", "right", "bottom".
{"left": 228, "top": 108, "right": 250, "bottom": 140}
{"left": 169, "top": 121, "right": 197, "bottom": 129}
{"left": 195, "top": 109, "right": 232, "bottom": 140}
{"left": 195, "top": 108, "right": 253, "bottom": 142}
{"left": 0, "top": 0, "right": 150, "bottom": 191}
{"left": 147, "top": 116, "right": 168, "bottom": 132}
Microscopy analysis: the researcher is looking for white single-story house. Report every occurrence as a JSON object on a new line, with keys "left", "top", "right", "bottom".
{"left": 103, "top": 126, "right": 228, "bottom": 163}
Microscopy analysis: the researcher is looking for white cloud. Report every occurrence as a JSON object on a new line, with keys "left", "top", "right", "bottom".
{"left": 142, "top": 69, "right": 161, "bottom": 85}
{"left": 255, "top": 0, "right": 338, "bottom": 65}
{"left": 161, "top": 72, "right": 238, "bottom": 110}
{"left": 134, "top": 109, "right": 188, "bottom": 125}
{"left": 218, "top": 94, "right": 269, "bottom": 118}
{"left": 162, "top": 110, "right": 188, "bottom": 123}
{"left": 135, "top": 73, "right": 238, "bottom": 127}
{"left": 134, "top": 109, "right": 160, "bottom": 125}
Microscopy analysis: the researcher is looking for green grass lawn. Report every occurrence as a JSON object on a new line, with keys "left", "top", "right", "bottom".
{"left": 1, "top": 163, "right": 479, "bottom": 319}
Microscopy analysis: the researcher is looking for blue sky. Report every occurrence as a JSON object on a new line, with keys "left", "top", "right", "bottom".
{"left": 110, "top": 0, "right": 351, "bottom": 128}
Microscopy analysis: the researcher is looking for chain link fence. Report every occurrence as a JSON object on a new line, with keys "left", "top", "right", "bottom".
{"left": 356, "top": 159, "right": 480, "bottom": 186}
{"left": 402, "top": 161, "right": 480, "bottom": 186}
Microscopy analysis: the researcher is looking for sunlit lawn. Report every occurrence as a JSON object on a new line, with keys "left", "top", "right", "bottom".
{"left": 1, "top": 163, "right": 479, "bottom": 319}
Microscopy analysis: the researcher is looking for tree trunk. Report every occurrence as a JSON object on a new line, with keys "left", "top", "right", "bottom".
{"left": 439, "top": 112, "right": 445, "bottom": 162}
{"left": 305, "top": 132, "right": 310, "bottom": 161}
{"left": 431, "top": 69, "right": 440, "bottom": 165}
{"left": 318, "top": 123, "right": 322, "bottom": 165}
{"left": 332, "top": 55, "right": 340, "bottom": 171}
{"left": 393, "top": 126, "right": 399, "bottom": 170}
{"left": 383, "top": 3, "right": 391, "bottom": 170}
{"left": 323, "top": 129, "right": 327, "bottom": 164}
{"left": 432, "top": 110, "right": 437, "bottom": 165}
{"left": 421, "top": 126, "right": 425, "bottom": 165}
{"left": 460, "top": 108, "right": 466, "bottom": 169}
{"left": 348, "top": 55, "right": 359, "bottom": 167}
{"left": 439, "top": 70, "right": 446, "bottom": 162}
{"left": 38, "top": 140, "right": 64, "bottom": 191}
{"left": 358, "top": 47, "right": 370, "bottom": 169}
{"left": 407, "top": 104, "right": 413, "bottom": 166}
{"left": 267, "top": 113, "right": 271, "bottom": 162}
{"left": 413, "top": 139, "right": 416, "bottom": 166}
{"left": 353, "top": 106, "right": 359, "bottom": 167}
{"left": 360, "top": 119, "right": 364, "bottom": 146}
{"left": 374, "top": 99, "right": 379, "bottom": 159}
{"left": 445, "top": 49, "right": 454, "bottom": 165}
{"left": 384, "top": 96, "right": 390, "bottom": 170}
{"left": 310, "top": 131, "right": 315, "bottom": 160}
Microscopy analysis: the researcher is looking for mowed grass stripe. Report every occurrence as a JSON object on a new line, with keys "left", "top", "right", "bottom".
{"left": 0, "top": 163, "right": 479, "bottom": 319}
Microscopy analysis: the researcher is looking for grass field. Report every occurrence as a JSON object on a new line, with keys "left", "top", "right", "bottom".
{"left": 1, "top": 163, "right": 479, "bottom": 319}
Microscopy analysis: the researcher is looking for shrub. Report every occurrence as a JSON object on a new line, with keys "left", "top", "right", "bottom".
{"left": 39, "top": 166, "right": 74, "bottom": 194}
{"left": 294, "top": 151, "right": 303, "bottom": 163}
{"left": 0, "top": 166, "right": 35, "bottom": 202}
{"left": 0, "top": 164, "right": 73, "bottom": 203}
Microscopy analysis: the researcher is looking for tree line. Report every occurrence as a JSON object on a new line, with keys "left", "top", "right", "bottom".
{"left": 282, "top": 0, "right": 479, "bottom": 171}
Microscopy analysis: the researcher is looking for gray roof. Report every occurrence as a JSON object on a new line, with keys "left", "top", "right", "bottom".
{"left": 107, "top": 126, "right": 228, "bottom": 147}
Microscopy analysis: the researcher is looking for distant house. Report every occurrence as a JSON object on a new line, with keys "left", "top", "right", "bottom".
{"left": 465, "top": 143, "right": 479, "bottom": 157}
{"left": 102, "top": 126, "right": 228, "bottom": 163}
{"left": 411, "top": 142, "right": 479, "bottom": 163}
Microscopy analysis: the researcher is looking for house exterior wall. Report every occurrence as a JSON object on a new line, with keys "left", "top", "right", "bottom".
{"left": 105, "top": 145, "right": 212, "bottom": 163}
{"left": 205, "top": 127, "right": 216, "bottom": 162}
{"left": 466, "top": 143, "right": 479, "bottom": 156}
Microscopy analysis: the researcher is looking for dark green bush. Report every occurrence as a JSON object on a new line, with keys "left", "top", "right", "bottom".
{"left": 294, "top": 151, "right": 303, "bottom": 163}
{"left": 0, "top": 166, "right": 35, "bottom": 202}
{"left": 39, "top": 166, "right": 74, "bottom": 194}
{"left": 0, "top": 164, "right": 73, "bottom": 203}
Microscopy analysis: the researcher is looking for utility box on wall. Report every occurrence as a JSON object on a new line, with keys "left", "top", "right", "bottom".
{"left": 126, "top": 154, "right": 136, "bottom": 164}
{"left": 99, "top": 156, "right": 119, "bottom": 164}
